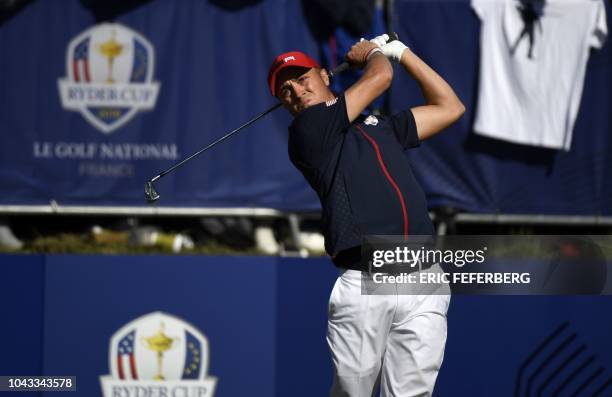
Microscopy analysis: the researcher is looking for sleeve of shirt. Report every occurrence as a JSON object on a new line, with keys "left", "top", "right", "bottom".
{"left": 471, "top": 0, "right": 487, "bottom": 20}
{"left": 390, "top": 109, "right": 420, "bottom": 150}
{"left": 288, "top": 94, "right": 350, "bottom": 169}
{"left": 589, "top": 0, "right": 608, "bottom": 49}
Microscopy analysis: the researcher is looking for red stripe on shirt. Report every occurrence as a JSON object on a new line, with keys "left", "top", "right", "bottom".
{"left": 356, "top": 125, "right": 409, "bottom": 239}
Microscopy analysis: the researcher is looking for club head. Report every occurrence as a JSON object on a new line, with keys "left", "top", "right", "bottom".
{"left": 144, "top": 180, "right": 160, "bottom": 203}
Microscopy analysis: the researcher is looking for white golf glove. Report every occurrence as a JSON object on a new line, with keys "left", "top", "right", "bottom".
{"left": 369, "top": 34, "right": 389, "bottom": 48}
{"left": 368, "top": 34, "right": 409, "bottom": 62}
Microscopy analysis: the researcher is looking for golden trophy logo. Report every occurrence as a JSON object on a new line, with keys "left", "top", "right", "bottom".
{"left": 141, "top": 321, "right": 179, "bottom": 381}
{"left": 100, "top": 312, "right": 217, "bottom": 397}
{"left": 98, "top": 30, "right": 124, "bottom": 84}
{"left": 58, "top": 23, "right": 160, "bottom": 133}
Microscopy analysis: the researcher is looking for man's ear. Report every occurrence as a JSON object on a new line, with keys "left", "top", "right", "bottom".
{"left": 319, "top": 68, "right": 331, "bottom": 87}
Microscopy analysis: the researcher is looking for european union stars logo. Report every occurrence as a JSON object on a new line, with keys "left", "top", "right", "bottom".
{"left": 183, "top": 330, "right": 202, "bottom": 379}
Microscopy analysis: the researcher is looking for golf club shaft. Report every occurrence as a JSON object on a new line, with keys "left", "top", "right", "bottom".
{"left": 150, "top": 65, "right": 343, "bottom": 183}
{"left": 151, "top": 102, "right": 282, "bottom": 182}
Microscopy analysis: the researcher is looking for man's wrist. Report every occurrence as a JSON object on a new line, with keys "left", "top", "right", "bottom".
{"left": 379, "top": 40, "right": 409, "bottom": 63}
{"left": 365, "top": 47, "right": 383, "bottom": 63}
{"left": 396, "top": 47, "right": 409, "bottom": 62}
{"left": 391, "top": 44, "right": 408, "bottom": 62}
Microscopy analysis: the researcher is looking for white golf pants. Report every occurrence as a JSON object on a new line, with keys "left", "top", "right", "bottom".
{"left": 327, "top": 269, "right": 450, "bottom": 397}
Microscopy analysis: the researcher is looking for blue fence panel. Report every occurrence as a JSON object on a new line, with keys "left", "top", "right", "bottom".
{"left": 1, "top": 254, "right": 611, "bottom": 396}
{"left": 42, "top": 255, "right": 278, "bottom": 397}
{"left": 0, "top": 254, "right": 45, "bottom": 394}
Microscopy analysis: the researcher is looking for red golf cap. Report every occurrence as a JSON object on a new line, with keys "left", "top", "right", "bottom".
{"left": 267, "top": 51, "right": 320, "bottom": 96}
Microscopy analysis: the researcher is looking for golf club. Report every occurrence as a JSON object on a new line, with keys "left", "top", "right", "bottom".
{"left": 144, "top": 103, "right": 282, "bottom": 203}
{"left": 144, "top": 33, "right": 399, "bottom": 203}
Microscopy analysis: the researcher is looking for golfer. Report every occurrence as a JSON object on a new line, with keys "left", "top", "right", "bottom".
{"left": 268, "top": 35, "right": 464, "bottom": 396}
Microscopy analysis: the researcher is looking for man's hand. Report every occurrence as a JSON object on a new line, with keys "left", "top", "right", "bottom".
{"left": 370, "top": 34, "right": 408, "bottom": 63}
{"left": 345, "top": 40, "right": 382, "bottom": 69}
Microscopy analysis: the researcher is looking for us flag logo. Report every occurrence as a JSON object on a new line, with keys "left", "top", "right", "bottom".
{"left": 325, "top": 97, "right": 338, "bottom": 107}
{"left": 116, "top": 330, "right": 138, "bottom": 380}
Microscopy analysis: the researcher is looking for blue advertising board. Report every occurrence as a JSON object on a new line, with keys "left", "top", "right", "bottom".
{"left": 1, "top": 254, "right": 611, "bottom": 396}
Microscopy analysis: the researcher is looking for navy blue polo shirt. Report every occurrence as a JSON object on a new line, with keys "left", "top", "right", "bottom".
{"left": 288, "top": 94, "right": 434, "bottom": 259}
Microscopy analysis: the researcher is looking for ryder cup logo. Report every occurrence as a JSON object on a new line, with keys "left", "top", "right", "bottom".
{"left": 100, "top": 312, "right": 217, "bottom": 397}
{"left": 58, "top": 23, "right": 160, "bottom": 133}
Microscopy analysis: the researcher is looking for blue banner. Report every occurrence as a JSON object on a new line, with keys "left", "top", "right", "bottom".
{"left": 0, "top": 0, "right": 320, "bottom": 209}
{"left": 0, "top": 0, "right": 610, "bottom": 213}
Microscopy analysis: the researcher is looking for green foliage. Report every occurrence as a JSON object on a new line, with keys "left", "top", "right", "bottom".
{"left": 0, "top": 233, "right": 260, "bottom": 255}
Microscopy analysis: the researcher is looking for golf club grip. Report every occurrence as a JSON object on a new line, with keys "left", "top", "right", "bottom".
{"left": 330, "top": 32, "right": 399, "bottom": 76}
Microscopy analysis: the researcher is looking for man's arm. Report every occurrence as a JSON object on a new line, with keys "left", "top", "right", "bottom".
{"left": 344, "top": 41, "right": 394, "bottom": 122}
{"left": 399, "top": 49, "right": 465, "bottom": 140}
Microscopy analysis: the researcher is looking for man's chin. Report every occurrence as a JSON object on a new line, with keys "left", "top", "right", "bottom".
{"left": 291, "top": 100, "right": 323, "bottom": 116}
{"left": 300, "top": 99, "right": 322, "bottom": 111}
